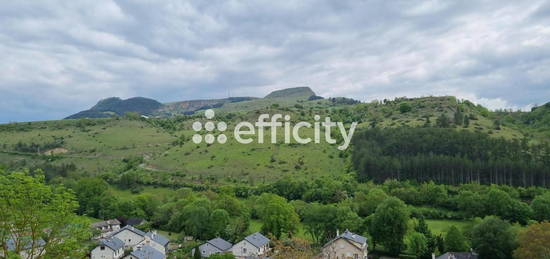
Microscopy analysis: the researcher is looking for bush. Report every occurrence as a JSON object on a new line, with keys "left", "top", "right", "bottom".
{"left": 399, "top": 102, "right": 412, "bottom": 113}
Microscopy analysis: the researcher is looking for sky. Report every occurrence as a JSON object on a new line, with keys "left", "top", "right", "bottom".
{"left": 1, "top": 0, "right": 549, "bottom": 123}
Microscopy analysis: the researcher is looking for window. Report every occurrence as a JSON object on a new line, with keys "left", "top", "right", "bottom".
{"left": 354, "top": 254, "right": 358, "bottom": 259}
{"left": 242, "top": 247, "right": 247, "bottom": 253}
{"left": 100, "top": 246, "right": 105, "bottom": 250}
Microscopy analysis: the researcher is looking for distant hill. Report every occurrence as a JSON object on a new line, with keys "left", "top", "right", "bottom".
{"left": 264, "top": 86, "right": 315, "bottom": 99}
{"left": 157, "top": 97, "right": 257, "bottom": 116}
{"left": 65, "top": 87, "right": 321, "bottom": 119}
{"left": 66, "top": 97, "right": 162, "bottom": 119}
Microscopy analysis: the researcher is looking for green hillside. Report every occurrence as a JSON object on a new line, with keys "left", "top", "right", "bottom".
{"left": 1, "top": 95, "right": 548, "bottom": 186}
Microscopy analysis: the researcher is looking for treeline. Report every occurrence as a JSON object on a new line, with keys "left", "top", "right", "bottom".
{"left": 352, "top": 127, "right": 550, "bottom": 186}
{"left": 65, "top": 174, "right": 550, "bottom": 258}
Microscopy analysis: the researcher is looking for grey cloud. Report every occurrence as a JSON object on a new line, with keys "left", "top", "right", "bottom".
{"left": 0, "top": 0, "right": 549, "bottom": 123}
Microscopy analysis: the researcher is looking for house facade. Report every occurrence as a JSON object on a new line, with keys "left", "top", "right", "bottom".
{"left": 92, "top": 219, "right": 121, "bottom": 238}
{"left": 230, "top": 232, "right": 270, "bottom": 259}
{"left": 111, "top": 226, "right": 147, "bottom": 249}
{"left": 91, "top": 237, "right": 124, "bottom": 259}
{"left": 321, "top": 230, "right": 368, "bottom": 259}
{"left": 198, "top": 237, "right": 233, "bottom": 257}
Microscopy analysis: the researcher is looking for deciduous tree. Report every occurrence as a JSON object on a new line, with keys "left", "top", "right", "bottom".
{"left": 445, "top": 226, "right": 468, "bottom": 252}
{"left": 367, "top": 197, "right": 410, "bottom": 256}
{"left": 257, "top": 194, "right": 299, "bottom": 239}
{"left": 513, "top": 221, "right": 550, "bottom": 259}
{"left": 0, "top": 171, "right": 91, "bottom": 258}
{"left": 471, "top": 216, "right": 516, "bottom": 259}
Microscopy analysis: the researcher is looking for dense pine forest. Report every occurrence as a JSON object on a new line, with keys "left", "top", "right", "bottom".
{"left": 352, "top": 128, "right": 550, "bottom": 186}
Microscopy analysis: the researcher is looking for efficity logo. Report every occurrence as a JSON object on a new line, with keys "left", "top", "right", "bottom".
{"left": 192, "top": 109, "right": 357, "bottom": 150}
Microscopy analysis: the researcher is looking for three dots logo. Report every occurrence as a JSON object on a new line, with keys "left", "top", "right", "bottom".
{"left": 192, "top": 109, "right": 227, "bottom": 144}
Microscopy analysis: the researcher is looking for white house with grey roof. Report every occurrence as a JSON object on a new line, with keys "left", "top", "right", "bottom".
{"left": 111, "top": 225, "right": 148, "bottom": 249}
{"left": 230, "top": 232, "right": 270, "bottom": 259}
{"left": 321, "top": 230, "right": 368, "bottom": 259}
{"left": 198, "top": 237, "right": 233, "bottom": 257}
{"left": 91, "top": 237, "right": 125, "bottom": 259}
{"left": 91, "top": 225, "right": 169, "bottom": 259}
{"left": 92, "top": 219, "right": 120, "bottom": 238}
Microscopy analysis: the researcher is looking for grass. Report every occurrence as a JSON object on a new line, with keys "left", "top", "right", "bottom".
{"left": 77, "top": 215, "right": 103, "bottom": 224}
{"left": 157, "top": 230, "right": 181, "bottom": 242}
{"left": 108, "top": 186, "right": 177, "bottom": 201}
{"left": 425, "top": 219, "right": 473, "bottom": 235}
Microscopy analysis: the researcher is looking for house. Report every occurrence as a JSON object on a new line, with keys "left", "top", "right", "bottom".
{"left": 91, "top": 237, "right": 125, "bottom": 259}
{"left": 91, "top": 226, "right": 169, "bottom": 259}
{"left": 436, "top": 252, "right": 478, "bottom": 259}
{"left": 198, "top": 237, "right": 233, "bottom": 257}
{"left": 231, "top": 232, "right": 270, "bottom": 259}
{"left": 111, "top": 226, "right": 148, "bottom": 249}
{"left": 92, "top": 219, "right": 122, "bottom": 238}
{"left": 125, "top": 244, "right": 165, "bottom": 259}
{"left": 321, "top": 230, "right": 368, "bottom": 259}
{"left": 143, "top": 231, "right": 170, "bottom": 254}
{"left": 1, "top": 238, "right": 46, "bottom": 259}
{"left": 110, "top": 226, "right": 169, "bottom": 253}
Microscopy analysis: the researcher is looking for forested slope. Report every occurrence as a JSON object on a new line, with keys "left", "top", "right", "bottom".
{"left": 352, "top": 128, "right": 550, "bottom": 186}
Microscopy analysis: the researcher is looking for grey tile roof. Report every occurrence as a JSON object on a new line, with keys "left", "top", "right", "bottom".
{"left": 322, "top": 230, "right": 367, "bottom": 248}
{"left": 146, "top": 232, "right": 169, "bottom": 247}
{"left": 208, "top": 237, "right": 233, "bottom": 251}
{"left": 130, "top": 245, "right": 166, "bottom": 259}
{"left": 198, "top": 237, "right": 233, "bottom": 257}
{"left": 111, "top": 225, "right": 147, "bottom": 238}
{"left": 100, "top": 237, "right": 124, "bottom": 251}
{"left": 437, "top": 252, "right": 478, "bottom": 259}
{"left": 244, "top": 232, "right": 270, "bottom": 248}
{"left": 340, "top": 230, "right": 367, "bottom": 245}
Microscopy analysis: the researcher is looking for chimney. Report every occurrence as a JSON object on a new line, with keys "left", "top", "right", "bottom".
{"left": 432, "top": 253, "right": 435, "bottom": 259}
{"left": 336, "top": 229, "right": 340, "bottom": 236}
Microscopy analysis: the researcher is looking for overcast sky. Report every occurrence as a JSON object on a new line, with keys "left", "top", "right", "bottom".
{"left": 1, "top": 0, "right": 549, "bottom": 123}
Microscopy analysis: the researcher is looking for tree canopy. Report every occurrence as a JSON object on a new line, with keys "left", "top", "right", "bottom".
{"left": 0, "top": 170, "right": 91, "bottom": 258}
{"left": 471, "top": 216, "right": 516, "bottom": 259}
{"left": 513, "top": 221, "right": 550, "bottom": 259}
{"left": 367, "top": 197, "right": 410, "bottom": 256}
